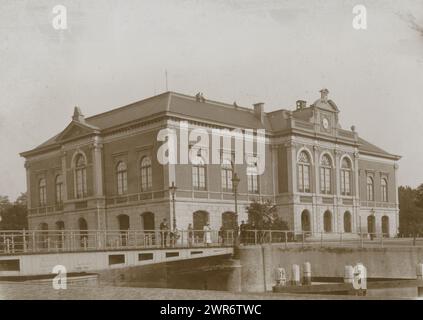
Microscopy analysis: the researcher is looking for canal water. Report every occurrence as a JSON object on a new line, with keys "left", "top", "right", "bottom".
{"left": 93, "top": 256, "right": 421, "bottom": 298}
{"left": 1, "top": 255, "right": 420, "bottom": 299}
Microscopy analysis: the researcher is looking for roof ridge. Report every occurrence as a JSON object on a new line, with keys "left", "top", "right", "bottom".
{"left": 169, "top": 91, "right": 256, "bottom": 114}
{"left": 85, "top": 91, "right": 171, "bottom": 122}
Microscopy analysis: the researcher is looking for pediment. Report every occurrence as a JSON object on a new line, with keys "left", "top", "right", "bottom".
{"left": 55, "top": 121, "right": 100, "bottom": 142}
{"left": 312, "top": 99, "right": 339, "bottom": 113}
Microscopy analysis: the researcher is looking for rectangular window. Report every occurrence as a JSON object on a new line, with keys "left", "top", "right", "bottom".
{"left": 320, "top": 168, "right": 331, "bottom": 194}
{"left": 367, "top": 185, "right": 374, "bottom": 201}
{"left": 56, "top": 183, "right": 63, "bottom": 204}
{"left": 76, "top": 168, "right": 86, "bottom": 198}
{"left": 192, "top": 167, "right": 198, "bottom": 189}
{"left": 147, "top": 169, "right": 152, "bottom": 189}
{"left": 381, "top": 185, "right": 387, "bottom": 202}
{"left": 298, "top": 166, "right": 304, "bottom": 192}
{"left": 248, "top": 174, "right": 259, "bottom": 193}
{"left": 141, "top": 167, "right": 152, "bottom": 191}
{"left": 0, "top": 259, "right": 20, "bottom": 271}
{"left": 341, "top": 171, "right": 350, "bottom": 195}
{"left": 108, "top": 254, "right": 125, "bottom": 265}
{"left": 193, "top": 165, "right": 206, "bottom": 190}
{"left": 39, "top": 187, "right": 46, "bottom": 206}
{"left": 117, "top": 172, "right": 127, "bottom": 195}
{"left": 138, "top": 253, "right": 153, "bottom": 261}
{"left": 320, "top": 168, "right": 324, "bottom": 193}
{"left": 221, "top": 168, "right": 232, "bottom": 191}
{"left": 303, "top": 166, "right": 310, "bottom": 192}
{"left": 198, "top": 166, "right": 205, "bottom": 189}
{"left": 298, "top": 165, "right": 310, "bottom": 193}
{"left": 166, "top": 252, "right": 179, "bottom": 258}
{"left": 345, "top": 172, "right": 350, "bottom": 195}
{"left": 325, "top": 169, "right": 330, "bottom": 193}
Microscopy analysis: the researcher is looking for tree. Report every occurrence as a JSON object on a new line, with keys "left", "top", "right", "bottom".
{"left": 399, "top": 186, "right": 423, "bottom": 239}
{"left": 15, "top": 193, "right": 27, "bottom": 207}
{"left": 245, "top": 200, "right": 288, "bottom": 230}
{"left": 0, "top": 193, "right": 28, "bottom": 230}
{"left": 0, "top": 195, "right": 10, "bottom": 212}
{"left": 415, "top": 183, "right": 423, "bottom": 209}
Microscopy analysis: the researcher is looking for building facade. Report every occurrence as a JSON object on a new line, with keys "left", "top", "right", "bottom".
{"left": 20, "top": 89, "right": 401, "bottom": 238}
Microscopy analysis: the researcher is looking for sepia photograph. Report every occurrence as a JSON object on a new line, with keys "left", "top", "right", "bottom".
{"left": 0, "top": 0, "right": 423, "bottom": 309}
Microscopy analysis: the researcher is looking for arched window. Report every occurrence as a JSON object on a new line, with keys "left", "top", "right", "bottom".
{"left": 55, "top": 221, "right": 65, "bottom": 249}
{"left": 301, "top": 210, "right": 311, "bottom": 232}
{"left": 78, "top": 217, "right": 88, "bottom": 248}
{"left": 367, "top": 176, "right": 374, "bottom": 201}
{"left": 324, "top": 210, "right": 332, "bottom": 233}
{"left": 367, "top": 215, "right": 375, "bottom": 234}
{"left": 141, "top": 212, "right": 155, "bottom": 231}
{"left": 221, "top": 160, "right": 233, "bottom": 192}
{"left": 193, "top": 210, "right": 209, "bottom": 240}
{"left": 39, "top": 178, "right": 46, "bottom": 206}
{"left": 55, "top": 175, "right": 64, "bottom": 204}
{"left": 140, "top": 157, "right": 152, "bottom": 191}
{"left": 116, "top": 161, "right": 127, "bottom": 195}
{"left": 382, "top": 216, "right": 389, "bottom": 237}
{"left": 381, "top": 178, "right": 388, "bottom": 202}
{"left": 192, "top": 156, "right": 206, "bottom": 191}
{"left": 247, "top": 156, "right": 259, "bottom": 194}
{"left": 344, "top": 211, "right": 352, "bottom": 233}
{"left": 298, "top": 151, "right": 311, "bottom": 193}
{"left": 75, "top": 154, "right": 87, "bottom": 198}
{"left": 320, "top": 154, "right": 332, "bottom": 194}
{"left": 38, "top": 222, "right": 49, "bottom": 249}
{"left": 118, "top": 214, "right": 130, "bottom": 246}
{"left": 221, "top": 212, "right": 236, "bottom": 230}
{"left": 341, "top": 158, "right": 352, "bottom": 196}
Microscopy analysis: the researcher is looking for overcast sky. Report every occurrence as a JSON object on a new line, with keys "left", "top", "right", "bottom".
{"left": 0, "top": 0, "right": 422, "bottom": 200}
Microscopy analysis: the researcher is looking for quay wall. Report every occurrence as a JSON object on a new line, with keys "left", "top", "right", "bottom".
{"left": 238, "top": 245, "right": 423, "bottom": 292}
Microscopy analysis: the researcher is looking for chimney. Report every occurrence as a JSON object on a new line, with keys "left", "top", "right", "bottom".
{"left": 296, "top": 100, "right": 307, "bottom": 110}
{"left": 253, "top": 102, "right": 265, "bottom": 123}
{"left": 72, "top": 106, "right": 85, "bottom": 123}
{"left": 320, "top": 88, "right": 329, "bottom": 102}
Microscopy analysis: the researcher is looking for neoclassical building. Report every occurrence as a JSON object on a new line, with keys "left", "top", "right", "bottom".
{"left": 20, "top": 89, "right": 400, "bottom": 238}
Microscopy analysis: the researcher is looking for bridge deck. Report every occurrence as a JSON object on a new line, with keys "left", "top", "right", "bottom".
{"left": 0, "top": 245, "right": 234, "bottom": 277}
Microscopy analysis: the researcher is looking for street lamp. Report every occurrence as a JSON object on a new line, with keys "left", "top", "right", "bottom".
{"left": 169, "top": 181, "right": 177, "bottom": 231}
{"left": 231, "top": 172, "right": 240, "bottom": 245}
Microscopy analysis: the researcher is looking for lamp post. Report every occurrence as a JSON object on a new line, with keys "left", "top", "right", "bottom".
{"left": 232, "top": 172, "right": 240, "bottom": 245}
{"left": 169, "top": 181, "right": 177, "bottom": 231}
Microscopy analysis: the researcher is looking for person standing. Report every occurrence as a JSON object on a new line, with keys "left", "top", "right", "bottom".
{"left": 160, "top": 218, "right": 169, "bottom": 247}
{"left": 203, "top": 223, "right": 212, "bottom": 246}
{"left": 188, "top": 223, "right": 194, "bottom": 247}
{"left": 239, "top": 220, "right": 247, "bottom": 245}
{"left": 218, "top": 225, "right": 225, "bottom": 245}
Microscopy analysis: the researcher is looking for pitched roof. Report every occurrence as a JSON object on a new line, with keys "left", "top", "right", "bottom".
{"left": 358, "top": 137, "right": 400, "bottom": 159}
{"left": 167, "top": 93, "right": 271, "bottom": 130}
{"left": 21, "top": 91, "right": 400, "bottom": 161}
{"left": 23, "top": 92, "right": 275, "bottom": 154}
{"left": 81, "top": 92, "right": 272, "bottom": 131}
{"left": 85, "top": 92, "right": 171, "bottom": 130}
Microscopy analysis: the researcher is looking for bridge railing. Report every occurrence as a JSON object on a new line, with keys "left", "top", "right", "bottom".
{"left": 0, "top": 228, "right": 416, "bottom": 254}
{"left": 239, "top": 230, "right": 398, "bottom": 248}
{"left": 0, "top": 229, "right": 235, "bottom": 254}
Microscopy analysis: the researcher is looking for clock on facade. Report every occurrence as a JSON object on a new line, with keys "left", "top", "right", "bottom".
{"left": 322, "top": 117, "right": 330, "bottom": 130}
